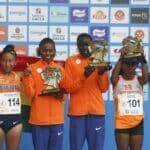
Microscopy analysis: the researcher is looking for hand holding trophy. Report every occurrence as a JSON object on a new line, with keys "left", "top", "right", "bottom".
{"left": 88, "top": 39, "right": 112, "bottom": 72}
{"left": 40, "top": 66, "right": 63, "bottom": 96}
{"left": 121, "top": 36, "right": 146, "bottom": 64}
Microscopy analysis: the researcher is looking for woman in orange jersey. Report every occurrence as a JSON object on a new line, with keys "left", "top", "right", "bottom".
{"left": 61, "top": 33, "right": 109, "bottom": 150}
{"left": 22, "top": 38, "right": 66, "bottom": 150}
{"left": 111, "top": 42, "right": 148, "bottom": 150}
{"left": 0, "top": 45, "right": 22, "bottom": 150}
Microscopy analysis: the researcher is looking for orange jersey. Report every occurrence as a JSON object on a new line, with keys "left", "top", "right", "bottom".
{"left": 22, "top": 60, "right": 66, "bottom": 125}
{"left": 60, "top": 54, "right": 109, "bottom": 116}
{"left": 113, "top": 76, "right": 144, "bottom": 129}
{"left": 0, "top": 70, "right": 21, "bottom": 115}
{"left": 0, "top": 70, "right": 20, "bottom": 93}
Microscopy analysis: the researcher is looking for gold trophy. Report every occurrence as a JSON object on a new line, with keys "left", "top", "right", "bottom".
{"left": 40, "top": 66, "right": 62, "bottom": 95}
{"left": 88, "top": 39, "right": 111, "bottom": 70}
{"left": 122, "top": 36, "right": 143, "bottom": 59}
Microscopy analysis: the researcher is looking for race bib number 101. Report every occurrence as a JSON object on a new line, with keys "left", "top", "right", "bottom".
{"left": 0, "top": 92, "right": 21, "bottom": 115}
{"left": 118, "top": 93, "right": 143, "bottom": 116}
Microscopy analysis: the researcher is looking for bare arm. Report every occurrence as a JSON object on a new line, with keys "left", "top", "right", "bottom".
{"left": 111, "top": 47, "right": 127, "bottom": 87}
{"left": 149, "top": 73, "right": 150, "bottom": 84}
{"left": 137, "top": 47, "right": 148, "bottom": 85}
{"left": 111, "top": 59, "right": 122, "bottom": 87}
{"left": 138, "top": 63, "right": 148, "bottom": 85}
{"left": 22, "top": 64, "right": 36, "bottom": 101}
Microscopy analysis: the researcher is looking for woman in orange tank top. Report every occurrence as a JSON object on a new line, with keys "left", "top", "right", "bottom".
{"left": 111, "top": 37, "right": 148, "bottom": 150}
{"left": 0, "top": 45, "right": 22, "bottom": 150}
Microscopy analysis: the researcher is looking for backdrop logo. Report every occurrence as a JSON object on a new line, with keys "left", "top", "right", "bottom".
{"left": 15, "top": 27, "right": 21, "bottom": 34}
{"left": 0, "top": 6, "right": 6, "bottom": 22}
{"left": 29, "top": 6, "right": 48, "bottom": 22}
{"left": 93, "top": 10, "right": 106, "bottom": 19}
{"left": 49, "top": 26, "right": 68, "bottom": 42}
{"left": 130, "top": 27, "right": 149, "bottom": 44}
{"left": 131, "top": 0, "right": 149, "bottom": 4}
{"left": 8, "top": 25, "right": 27, "bottom": 42}
{"left": 90, "top": 7, "right": 109, "bottom": 23}
{"left": 55, "top": 45, "right": 68, "bottom": 61}
{"left": 29, "top": 0, "right": 48, "bottom": 3}
{"left": 110, "top": 27, "right": 129, "bottom": 43}
{"left": 115, "top": 10, "right": 125, "bottom": 21}
{"left": 135, "top": 30, "right": 145, "bottom": 40}
{"left": 90, "top": 26, "right": 109, "bottom": 42}
{"left": 70, "top": 7, "right": 88, "bottom": 23}
{"left": 50, "top": 0, "right": 68, "bottom": 3}
{"left": 8, "top": 6, "right": 27, "bottom": 22}
{"left": 91, "top": 0, "right": 109, "bottom": 4}
{"left": 50, "top": 6, "right": 68, "bottom": 23}
{"left": 70, "top": 0, "right": 88, "bottom": 3}
{"left": 131, "top": 8, "right": 149, "bottom": 24}
{"left": 0, "top": 26, "right": 7, "bottom": 41}
{"left": 29, "top": 26, "right": 48, "bottom": 42}
{"left": 70, "top": 26, "right": 88, "bottom": 42}
{"left": 9, "top": 0, "right": 27, "bottom": 2}
{"left": 111, "top": 7, "right": 129, "bottom": 24}
{"left": 111, "top": 0, "right": 129, "bottom": 4}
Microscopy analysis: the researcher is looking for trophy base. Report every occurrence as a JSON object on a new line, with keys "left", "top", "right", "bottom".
{"left": 89, "top": 62, "right": 112, "bottom": 70}
{"left": 40, "top": 88, "right": 61, "bottom": 95}
{"left": 123, "top": 53, "right": 142, "bottom": 59}
{"left": 89, "top": 63, "right": 107, "bottom": 67}
{"left": 123, "top": 55, "right": 146, "bottom": 64}
{"left": 89, "top": 64, "right": 101, "bottom": 67}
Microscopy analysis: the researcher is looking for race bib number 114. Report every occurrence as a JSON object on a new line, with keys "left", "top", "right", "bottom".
{"left": 0, "top": 92, "right": 21, "bottom": 115}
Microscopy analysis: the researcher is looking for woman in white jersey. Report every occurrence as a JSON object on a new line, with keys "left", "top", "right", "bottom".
{"left": 111, "top": 46, "right": 148, "bottom": 150}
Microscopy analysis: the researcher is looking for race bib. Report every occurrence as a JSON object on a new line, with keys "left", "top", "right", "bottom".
{"left": 118, "top": 93, "right": 143, "bottom": 116}
{"left": 0, "top": 92, "right": 21, "bottom": 115}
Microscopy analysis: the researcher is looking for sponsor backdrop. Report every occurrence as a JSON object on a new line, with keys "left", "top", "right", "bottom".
{"left": 0, "top": 0, "right": 150, "bottom": 150}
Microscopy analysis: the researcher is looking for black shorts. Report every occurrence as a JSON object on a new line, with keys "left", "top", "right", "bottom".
{"left": 115, "top": 120, "right": 144, "bottom": 136}
{"left": 0, "top": 114, "right": 21, "bottom": 133}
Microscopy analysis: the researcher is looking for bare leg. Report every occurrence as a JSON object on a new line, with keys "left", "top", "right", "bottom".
{"left": 115, "top": 133, "right": 130, "bottom": 150}
{"left": 6, "top": 124, "right": 23, "bottom": 150}
{"left": 130, "top": 135, "right": 143, "bottom": 150}
{"left": 0, "top": 128, "right": 5, "bottom": 150}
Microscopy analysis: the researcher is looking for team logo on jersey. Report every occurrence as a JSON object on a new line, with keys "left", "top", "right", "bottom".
{"left": 37, "top": 68, "right": 42, "bottom": 73}
{"left": 76, "top": 59, "right": 81, "bottom": 64}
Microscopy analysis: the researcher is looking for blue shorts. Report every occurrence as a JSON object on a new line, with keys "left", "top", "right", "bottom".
{"left": 69, "top": 115, "right": 105, "bottom": 150}
{"left": 0, "top": 115, "right": 21, "bottom": 133}
{"left": 32, "top": 124, "right": 64, "bottom": 150}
